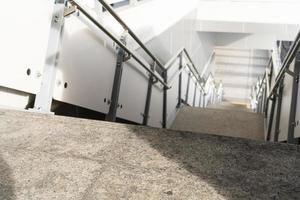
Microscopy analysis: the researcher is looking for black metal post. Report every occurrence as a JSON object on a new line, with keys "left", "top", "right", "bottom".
{"left": 193, "top": 82, "right": 197, "bottom": 107}
{"left": 202, "top": 93, "right": 206, "bottom": 107}
{"left": 199, "top": 91, "right": 202, "bottom": 107}
{"left": 264, "top": 85, "right": 269, "bottom": 118}
{"left": 261, "top": 86, "right": 266, "bottom": 113}
{"left": 287, "top": 52, "right": 300, "bottom": 144}
{"left": 266, "top": 96, "right": 277, "bottom": 141}
{"left": 274, "top": 78, "right": 284, "bottom": 142}
{"left": 142, "top": 63, "right": 156, "bottom": 125}
{"left": 162, "top": 70, "right": 168, "bottom": 128}
{"left": 259, "top": 96, "right": 263, "bottom": 113}
{"left": 257, "top": 96, "right": 261, "bottom": 114}
{"left": 105, "top": 37, "right": 126, "bottom": 122}
{"left": 264, "top": 65, "right": 273, "bottom": 117}
{"left": 185, "top": 72, "right": 191, "bottom": 103}
{"left": 177, "top": 53, "right": 183, "bottom": 108}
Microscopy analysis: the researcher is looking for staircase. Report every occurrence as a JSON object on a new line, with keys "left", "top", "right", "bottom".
{"left": 171, "top": 102, "right": 265, "bottom": 140}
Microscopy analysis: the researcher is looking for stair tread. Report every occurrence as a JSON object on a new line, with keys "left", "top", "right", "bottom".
{"left": 171, "top": 106, "right": 264, "bottom": 140}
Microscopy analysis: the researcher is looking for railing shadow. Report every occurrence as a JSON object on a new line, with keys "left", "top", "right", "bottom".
{"left": 129, "top": 126, "right": 300, "bottom": 199}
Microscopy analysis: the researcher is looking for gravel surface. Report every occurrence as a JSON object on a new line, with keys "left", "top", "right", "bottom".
{"left": 0, "top": 109, "right": 299, "bottom": 200}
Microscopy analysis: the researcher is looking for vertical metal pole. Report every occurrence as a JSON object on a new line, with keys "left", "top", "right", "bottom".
{"left": 142, "top": 63, "right": 156, "bottom": 125}
{"left": 202, "top": 93, "right": 206, "bottom": 108}
{"left": 261, "top": 86, "right": 266, "bottom": 113}
{"left": 264, "top": 85, "right": 269, "bottom": 118}
{"left": 199, "top": 90, "right": 202, "bottom": 107}
{"left": 185, "top": 71, "right": 191, "bottom": 103}
{"left": 177, "top": 53, "right": 183, "bottom": 108}
{"left": 105, "top": 36, "right": 127, "bottom": 122}
{"left": 264, "top": 65, "right": 273, "bottom": 117}
{"left": 256, "top": 96, "right": 260, "bottom": 114}
{"left": 266, "top": 96, "right": 277, "bottom": 141}
{"left": 287, "top": 52, "right": 300, "bottom": 144}
{"left": 274, "top": 78, "right": 284, "bottom": 142}
{"left": 33, "top": 0, "right": 66, "bottom": 113}
{"left": 162, "top": 70, "right": 168, "bottom": 128}
{"left": 193, "top": 82, "right": 197, "bottom": 107}
{"left": 259, "top": 95, "right": 264, "bottom": 114}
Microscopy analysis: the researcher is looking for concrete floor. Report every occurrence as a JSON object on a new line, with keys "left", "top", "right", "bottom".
{"left": 0, "top": 109, "right": 300, "bottom": 199}
{"left": 171, "top": 103, "right": 265, "bottom": 141}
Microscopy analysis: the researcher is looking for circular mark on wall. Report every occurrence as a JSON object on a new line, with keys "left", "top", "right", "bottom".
{"left": 64, "top": 82, "right": 68, "bottom": 89}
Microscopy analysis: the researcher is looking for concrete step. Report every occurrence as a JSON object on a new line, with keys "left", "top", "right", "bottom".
{"left": 171, "top": 106, "right": 264, "bottom": 140}
{"left": 0, "top": 109, "right": 299, "bottom": 199}
{"left": 207, "top": 101, "right": 252, "bottom": 112}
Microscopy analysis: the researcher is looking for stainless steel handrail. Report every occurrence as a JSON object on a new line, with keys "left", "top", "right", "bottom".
{"left": 70, "top": 0, "right": 170, "bottom": 88}
{"left": 164, "top": 47, "right": 215, "bottom": 92}
{"left": 255, "top": 55, "right": 272, "bottom": 99}
{"left": 200, "top": 52, "right": 215, "bottom": 78}
{"left": 267, "top": 31, "right": 300, "bottom": 99}
{"left": 70, "top": 0, "right": 217, "bottom": 92}
{"left": 255, "top": 72, "right": 266, "bottom": 99}
{"left": 265, "top": 69, "right": 271, "bottom": 98}
{"left": 98, "top": 0, "right": 165, "bottom": 72}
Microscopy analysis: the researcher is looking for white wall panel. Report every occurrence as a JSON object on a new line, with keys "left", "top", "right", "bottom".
{"left": 166, "top": 76, "right": 179, "bottom": 128}
{"left": 214, "top": 48, "right": 268, "bottom": 105}
{"left": 148, "top": 85, "right": 163, "bottom": 128}
{"left": 117, "top": 60, "right": 149, "bottom": 123}
{"left": 278, "top": 73, "right": 294, "bottom": 141}
{"left": 0, "top": 0, "right": 54, "bottom": 94}
{"left": 54, "top": 16, "right": 116, "bottom": 114}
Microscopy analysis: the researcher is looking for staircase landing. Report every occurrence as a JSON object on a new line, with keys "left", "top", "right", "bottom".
{"left": 0, "top": 109, "right": 299, "bottom": 199}
{"left": 171, "top": 103, "right": 264, "bottom": 141}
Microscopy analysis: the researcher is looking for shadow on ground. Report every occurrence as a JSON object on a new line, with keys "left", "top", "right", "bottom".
{"left": 129, "top": 126, "right": 300, "bottom": 199}
{"left": 0, "top": 155, "right": 16, "bottom": 200}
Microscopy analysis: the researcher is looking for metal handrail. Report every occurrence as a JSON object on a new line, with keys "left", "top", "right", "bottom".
{"left": 265, "top": 69, "right": 271, "bottom": 98}
{"left": 255, "top": 72, "right": 266, "bottom": 99}
{"left": 70, "top": 0, "right": 170, "bottom": 88}
{"left": 255, "top": 55, "right": 273, "bottom": 99}
{"left": 165, "top": 48, "right": 205, "bottom": 91}
{"left": 201, "top": 52, "right": 215, "bottom": 78}
{"left": 164, "top": 47, "right": 220, "bottom": 93}
{"left": 267, "top": 31, "right": 300, "bottom": 99}
{"left": 98, "top": 0, "right": 165, "bottom": 72}
{"left": 165, "top": 48, "right": 201, "bottom": 79}
{"left": 70, "top": 0, "right": 217, "bottom": 92}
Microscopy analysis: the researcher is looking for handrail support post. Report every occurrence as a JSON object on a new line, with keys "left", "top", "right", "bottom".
{"left": 287, "top": 52, "right": 300, "bottom": 143}
{"left": 162, "top": 70, "right": 168, "bottom": 128}
{"left": 142, "top": 62, "right": 156, "bottom": 125}
{"left": 105, "top": 35, "right": 127, "bottom": 122}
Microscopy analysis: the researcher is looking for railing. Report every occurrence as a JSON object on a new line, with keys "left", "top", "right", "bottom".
{"left": 62, "top": 0, "right": 222, "bottom": 128}
{"left": 251, "top": 31, "right": 300, "bottom": 143}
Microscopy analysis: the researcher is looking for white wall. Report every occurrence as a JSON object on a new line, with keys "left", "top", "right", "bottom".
{"left": 197, "top": 0, "right": 300, "bottom": 25}
{"left": 214, "top": 48, "right": 268, "bottom": 104}
{"left": 196, "top": 0, "right": 300, "bottom": 50}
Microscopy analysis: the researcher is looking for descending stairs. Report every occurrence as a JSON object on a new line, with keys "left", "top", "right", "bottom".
{"left": 171, "top": 102, "right": 265, "bottom": 140}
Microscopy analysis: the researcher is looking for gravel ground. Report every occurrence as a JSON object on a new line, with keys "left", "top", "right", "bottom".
{"left": 0, "top": 109, "right": 299, "bottom": 200}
